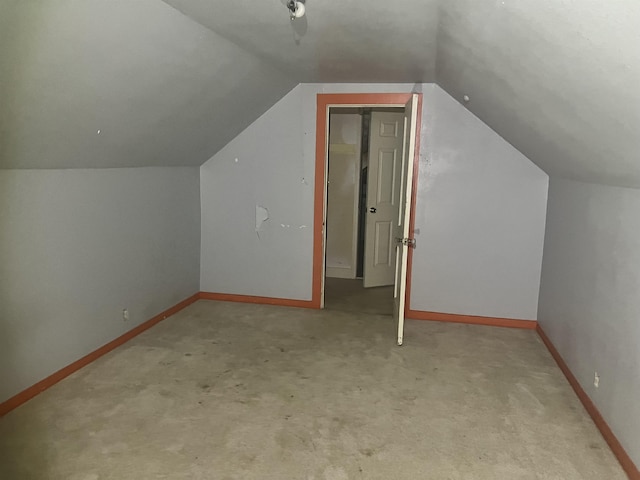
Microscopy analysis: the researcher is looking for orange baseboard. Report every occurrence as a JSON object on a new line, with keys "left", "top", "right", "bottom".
{"left": 537, "top": 325, "right": 639, "bottom": 479}
{"left": 0, "top": 293, "right": 200, "bottom": 418}
{"left": 199, "top": 291, "right": 318, "bottom": 309}
{"left": 406, "top": 309, "right": 537, "bottom": 329}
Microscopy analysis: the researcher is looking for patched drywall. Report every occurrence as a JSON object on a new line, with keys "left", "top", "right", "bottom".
{"left": 0, "top": 167, "right": 200, "bottom": 403}
{"left": 200, "top": 87, "right": 312, "bottom": 300}
{"left": 538, "top": 177, "right": 640, "bottom": 467}
{"left": 0, "top": 0, "right": 295, "bottom": 169}
{"left": 201, "top": 83, "right": 548, "bottom": 320}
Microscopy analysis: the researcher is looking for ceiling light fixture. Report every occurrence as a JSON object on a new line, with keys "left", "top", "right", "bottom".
{"left": 286, "top": 0, "right": 305, "bottom": 20}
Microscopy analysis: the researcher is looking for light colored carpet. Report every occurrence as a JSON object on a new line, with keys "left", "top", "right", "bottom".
{"left": 0, "top": 300, "right": 626, "bottom": 479}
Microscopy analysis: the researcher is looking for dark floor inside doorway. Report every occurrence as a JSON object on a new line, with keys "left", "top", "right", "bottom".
{"left": 324, "top": 277, "right": 394, "bottom": 316}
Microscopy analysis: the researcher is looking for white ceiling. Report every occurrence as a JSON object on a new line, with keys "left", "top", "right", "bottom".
{"left": 1, "top": 0, "right": 639, "bottom": 187}
{"left": 0, "top": 0, "right": 296, "bottom": 169}
{"left": 436, "top": 0, "right": 640, "bottom": 188}
{"left": 162, "top": 0, "right": 440, "bottom": 83}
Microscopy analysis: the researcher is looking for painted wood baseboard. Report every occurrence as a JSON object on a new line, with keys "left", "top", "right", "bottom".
{"left": 199, "top": 291, "right": 318, "bottom": 309}
{"left": 406, "top": 309, "right": 537, "bottom": 329}
{"left": 536, "top": 325, "right": 639, "bottom": 479}
{"left": 0, "top": 293, "right": 200, "bottom": 417}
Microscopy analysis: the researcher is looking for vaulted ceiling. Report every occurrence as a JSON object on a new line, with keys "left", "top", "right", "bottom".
{"left": 0, "top": 0, "right": 296, "bottom": 169}
{"left": 437, "top": 0, "right": 640, "bottom": 188}
{"left": 162, "top": 0, "right": 440, "bottom": 82}
{"left": 1, "top": 0, "right": 638, "bottom": 187}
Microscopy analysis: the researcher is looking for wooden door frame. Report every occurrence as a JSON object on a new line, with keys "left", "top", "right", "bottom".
{"left": 312, "top": 93, "right": 423, "bottom": 311}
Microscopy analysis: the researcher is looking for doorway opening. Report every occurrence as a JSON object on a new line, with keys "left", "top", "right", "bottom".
{"left": 312, "top": 93, "right": 422, "bottom": 344}
{"left": 324, "top": 107, "right": 404, "bottom": 315}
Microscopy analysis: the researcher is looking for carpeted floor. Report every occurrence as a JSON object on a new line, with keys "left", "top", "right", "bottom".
{"left": 0, "top": 300, "right": 626, "bottom": 479}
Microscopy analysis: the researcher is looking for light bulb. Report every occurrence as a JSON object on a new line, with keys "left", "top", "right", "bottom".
{"left": 293, "top": 1, "right": 305, "bottom": 18}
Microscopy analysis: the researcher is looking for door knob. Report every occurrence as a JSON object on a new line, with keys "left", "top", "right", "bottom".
{"left": 369, "top": 207, "right": 377, "bottom": 213}
{"left": 396, "top": 237, "right": 417, "bottom": 248}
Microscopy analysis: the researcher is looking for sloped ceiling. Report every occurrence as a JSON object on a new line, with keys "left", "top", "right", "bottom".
{"left": 0, "top": 0, "right": 296, "bottom": 169}
{"left": 436, "top": 0, "right": 640, "bottom": 188}
{"left": 1, "top": 0, "right": 638, "bottom": 188}
{"left": 162, "top": 0, "right": 440, "bottom": 83}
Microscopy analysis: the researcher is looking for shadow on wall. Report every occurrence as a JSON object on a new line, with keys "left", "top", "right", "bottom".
{"left": 0, "top": 4, "right": 55, "bottom": 477}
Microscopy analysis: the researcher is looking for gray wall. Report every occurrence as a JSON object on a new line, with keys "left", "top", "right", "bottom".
{"left": 413, "top": 86, "right": 548, "bottom": 319}
{"left": 201, "top": 83, "right": 548, "bottom": 321}
{"left": 200, "top": 86, "right": 312, "bottom": 300}
{"left": 0, "top": 167, "right": 200, "bottom": 403}
{"left": 538, "top": 177, "right": 640, "bottom": 466}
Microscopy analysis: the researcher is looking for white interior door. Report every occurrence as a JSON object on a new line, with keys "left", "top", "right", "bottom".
{"left": 394, "top": 95, "right": 419, "bottom": 346}
{"left": 363, "top": 111, "right": 405, "bottom": 288}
